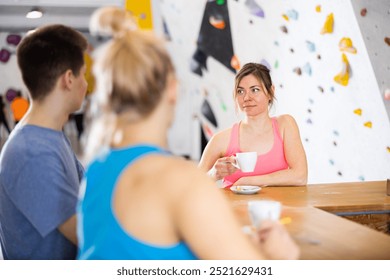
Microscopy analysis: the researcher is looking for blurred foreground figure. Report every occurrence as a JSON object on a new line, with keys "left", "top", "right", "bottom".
{"left": 77, "top": 7, "right": 299, "bottom": 260}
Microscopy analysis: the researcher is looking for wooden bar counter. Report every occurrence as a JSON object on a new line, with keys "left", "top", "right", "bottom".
{"left": 223, "top": 180, "right": 390, "bottom": 260}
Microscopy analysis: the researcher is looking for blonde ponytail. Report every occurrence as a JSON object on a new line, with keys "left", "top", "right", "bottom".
{"left": 89, "top": 6, "right": 136, "bottom": 38}
{"left": 83, "top": 6, "right": 175, "bottom": 163}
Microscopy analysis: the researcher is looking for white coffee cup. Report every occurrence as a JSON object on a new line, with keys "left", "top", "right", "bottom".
{"left": 232, "top": 152, "right": 257, "bottom": 172}
{"left": 248, "top": 200, "right": 281, "bottom": 228}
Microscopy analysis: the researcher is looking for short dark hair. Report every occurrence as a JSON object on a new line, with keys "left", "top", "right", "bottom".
{"left": 17, "top": 24, "right": 88, "bottom": 101}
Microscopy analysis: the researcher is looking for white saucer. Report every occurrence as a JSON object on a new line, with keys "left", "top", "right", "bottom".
{"left": 230, "top": 185, "right": 261, "bottom": 195}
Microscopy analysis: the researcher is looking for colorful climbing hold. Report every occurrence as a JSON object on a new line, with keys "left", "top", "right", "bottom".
{"left": 363, "top": 121, "right": 372, "bottom": 128}
{"left": 385, "top": 37, "right": 390, "bottom": 46}
{"left": 353, "top": 108, "right": 362, "bottom": 116}
{"left": 384, "top": 88, "right": 390, "bottom": 100}
{"left": 293, "top": 67, "right": 302, "bottom": 75}
{"left": 334, "top": 53, "right": 350, "bottom": 86}
{"left": 245, "top": 0, "right": 265, "bottom": 18}
{"left": 209, "top": 16, "right": 226, "bottom": 29}
{"left": 303, "top": 63, "right": 312, "bottom": 76}
{"left": 280, "top": 26, "right": 288, "bottom": 33}
{"left": 0, "top": 48, "right": 11, "bottom": 63}
{"left": 230, "top": 55, "right": 240, "bottom": 70}
{"left": 260, "top": 59, "right": 271, "bottom": 70}
{"left": 6, "top": 34, "right": 22, "bottom": 46}
{"left": 321, "top": 13, "right": 334, "bottom": 34}
{"left": 286, "top": 9, "right": 298, "bottom": 20}
{"left": 339, "top": 37, "right": 357, "bottom": 53}
{"left": 306, "top": 41, "right": 316, "bottom": 52}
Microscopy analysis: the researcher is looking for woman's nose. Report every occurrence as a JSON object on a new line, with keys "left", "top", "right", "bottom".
{"left": 243, "top": 91, "right": 251, "bottom": 100}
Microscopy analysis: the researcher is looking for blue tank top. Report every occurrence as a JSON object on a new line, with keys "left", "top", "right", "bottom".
{"left": 77, "top": 145, "right": 197, "bottom": 260}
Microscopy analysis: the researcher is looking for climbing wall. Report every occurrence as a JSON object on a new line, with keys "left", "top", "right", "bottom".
{"left": 160, "top": 0, "right": 390, "bottom": 183}
{"left": 0, "top": 1, "right": 388, "bottom": 183}
{"left": 350, "top": 0, "right": 390, "bottom": 121}
{"left": 0, "top": 33, "right": 26, "bottom": 98}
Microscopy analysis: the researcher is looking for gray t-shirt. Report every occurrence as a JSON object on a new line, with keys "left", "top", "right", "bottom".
{"left": 0, "top": 124, "right": 84, "bottom": 259}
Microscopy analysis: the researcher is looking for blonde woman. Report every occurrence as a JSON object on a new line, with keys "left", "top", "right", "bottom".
{"left": 77, "top": 7, "right": 299, "bottom": 260}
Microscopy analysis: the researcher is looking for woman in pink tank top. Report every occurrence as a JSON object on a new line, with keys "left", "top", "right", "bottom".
{"left": 199, "top": 63, "right": 307, "bottom": 188}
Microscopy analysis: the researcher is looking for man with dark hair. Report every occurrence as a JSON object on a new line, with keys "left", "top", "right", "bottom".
{"left": 0, "top": 25, "right": 87, "bottom": 259}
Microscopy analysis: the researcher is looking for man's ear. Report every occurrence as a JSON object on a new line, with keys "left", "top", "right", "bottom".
{"left": 61, "top": 69, "right": 73, "bottom": 90}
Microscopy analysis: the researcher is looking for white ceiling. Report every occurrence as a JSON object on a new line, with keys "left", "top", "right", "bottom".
{"left": 0, "top": 0, "right": 124, "bottom": 32}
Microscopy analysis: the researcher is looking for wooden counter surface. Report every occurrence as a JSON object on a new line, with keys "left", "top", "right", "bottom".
{"left": 223, "top": 180, "right": 390, "bottom": 259}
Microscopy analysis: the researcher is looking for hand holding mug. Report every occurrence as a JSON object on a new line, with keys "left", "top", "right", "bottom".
{"left": 210, "top": 156, "right": 240, "bottom": 180}
{"left": 248, "top": 200, "right": 299, "bottom": 259}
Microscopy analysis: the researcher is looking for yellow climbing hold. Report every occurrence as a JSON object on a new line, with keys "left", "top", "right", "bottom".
{"left": 321, "top": 13, "right": 334, "bottom": 34}
{"left": 353, "top": 108, "right": 362, "bottom": 116}
{"left": 339, "top": 37, "right": 357, "bottom": 54}
{"left": 334, "top": 53, "right": 350, "bottom": 86}
{"left": 364, "top": 121, "right": 372, "bottom": 128}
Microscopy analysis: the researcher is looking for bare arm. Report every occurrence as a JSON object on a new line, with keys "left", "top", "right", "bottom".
{"left": 172, "top": 165, "right": 299, "bottom": 259}
{"left": 198, "top": 130, "right": 238, "bottom": 180}
{"left": 235, "top": 115, "right": 308, "bottom": 186}
{"left": 58, "top": 214, "right": 78, "bottom": 245}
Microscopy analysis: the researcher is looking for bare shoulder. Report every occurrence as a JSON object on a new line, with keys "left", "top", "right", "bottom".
{"left": 210, "top": 126, "right": 233, "bottom": 145}
{"left": 206, "top": 126, "right": 233, "bottom": 154}
{"left": 276, "top": 114, "right": 297, "bottom": 125}
{"left": 153, "top": 155, "right": 216, "bottom": 192}
{"left": 275, "top": 114, "right": 299, "bottom": 130}
{"left": 118, "top": 154, "right": 216, "bottom": 203}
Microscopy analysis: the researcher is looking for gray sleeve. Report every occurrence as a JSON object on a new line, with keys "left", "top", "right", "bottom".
{"left": 9, "top": 154, "right": 79, "bottom": 237}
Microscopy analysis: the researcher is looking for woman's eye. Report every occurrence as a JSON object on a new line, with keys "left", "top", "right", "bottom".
{"left": 237, "top": 89, "right": 244, "bottom": 95}
{"left": 252, "top": 88, "right": 260, "bottom": 93}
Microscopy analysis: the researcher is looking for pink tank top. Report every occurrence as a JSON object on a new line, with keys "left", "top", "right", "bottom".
{"left": 223, "top": 118, "right": 288, "bottom": 188}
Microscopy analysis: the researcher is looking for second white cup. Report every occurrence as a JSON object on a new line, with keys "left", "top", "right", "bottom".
{"left": 248, "top": 200, "right": 282, "bottom": 228}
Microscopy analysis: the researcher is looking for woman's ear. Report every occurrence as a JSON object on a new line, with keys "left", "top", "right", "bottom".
{"left": 269, "top": 84, "right": 275, "bottom": 103}
{"left": 166, "top": 76, "right": 178, "bottom": 105}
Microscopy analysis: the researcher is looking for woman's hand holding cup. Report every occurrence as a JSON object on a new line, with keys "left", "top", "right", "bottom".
{"left": 209, "top": 157, "right": 240, "bottom": 180}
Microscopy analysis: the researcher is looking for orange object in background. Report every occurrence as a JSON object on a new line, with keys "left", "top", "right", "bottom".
{"left": 209, "top": 16, "right": 226, "bottom": 29}
{"left": 11, "top": 96, "right": 29, "bottom": 122}
{"left": 230, "top": 55, "right": 240, "bottom": 70}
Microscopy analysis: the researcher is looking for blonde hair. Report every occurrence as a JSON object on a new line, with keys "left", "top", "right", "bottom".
{"left": 84, "top": 7, "right": 175, "bottom": 162}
